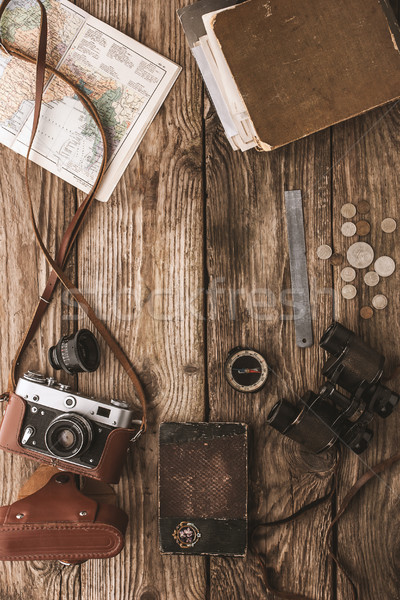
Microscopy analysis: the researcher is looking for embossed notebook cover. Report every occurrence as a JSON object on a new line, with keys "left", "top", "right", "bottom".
{"left": 159, "top": 422, "right": 248, "bottom": 556}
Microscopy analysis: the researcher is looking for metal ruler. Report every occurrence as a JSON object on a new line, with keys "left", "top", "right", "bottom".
{"left": 284, "top": 190, "right": 313, "bottom": 348}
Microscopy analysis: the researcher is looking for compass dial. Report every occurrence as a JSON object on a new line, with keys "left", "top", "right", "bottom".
{"left": 224, "top": 348, "right": 269, "bottom": 393}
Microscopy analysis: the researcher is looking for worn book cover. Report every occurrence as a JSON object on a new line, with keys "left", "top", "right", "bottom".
{"left": 209, "top": 0, "right": 400, "bottom": 149}
{"left": 159, "top": 422, "right": 248, "bottom": 556}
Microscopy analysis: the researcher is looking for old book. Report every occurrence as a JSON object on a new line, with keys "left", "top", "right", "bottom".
{"left": 0, "top": 0, "right": 180, "bottom": 201}
{"left": 159, "top": 422, "right": 248, "bottom": 556}
{"left": 180, "top": 0, "right": 400, "bottom": 151}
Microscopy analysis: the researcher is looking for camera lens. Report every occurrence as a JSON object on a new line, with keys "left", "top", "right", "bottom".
{"left": 45, "top": 413, "right": 93, "bottom": 459}
{"left": 48, "top": 329, "right": 100, "bottom": 374}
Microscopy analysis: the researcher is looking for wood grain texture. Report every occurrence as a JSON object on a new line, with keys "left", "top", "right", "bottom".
{"left": 205, "top": 102, "right": 336, "bottom": 599}
{"left": 330, "top": 3, "right": 400, "bottom": 597}
{"left": 0, "top": 116, "right": 78, "bottom": 599}
{"left": 76, "top": 1, "right": 207, "bottom": 600}
{"left": 332, "top": 101, "right": 400, "bottom": 600}
{"left": 1, "top": 0, "right": 400, "bottom": 599}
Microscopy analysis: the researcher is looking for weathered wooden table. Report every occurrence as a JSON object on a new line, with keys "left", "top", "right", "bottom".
{"left": 1, "top": 0, "right": 400, "bottom": 598}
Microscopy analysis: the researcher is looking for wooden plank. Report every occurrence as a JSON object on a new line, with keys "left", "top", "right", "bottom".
{"left": 331, "top": 8, "right": 400, "bottom": 599}
{"left": 0, "top": 1, "right": 399, "bottom": 599}
{"left": 332, "top": 100, "right": 400, "bottom": 599}
{"left": 205, "top": 99, "right": 336, "bottom": 598}
{"left": 0, "top": 152, "right": 78, "bottom": 597}
{"left": 76, "top": 1, "right": 207, "bottom": 600}
{"left": 0, "top": 1, "right": 206, "bottom": 599}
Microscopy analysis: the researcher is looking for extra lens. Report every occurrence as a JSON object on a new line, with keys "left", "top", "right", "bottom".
{"left": 45, "top": 413, "right": 93, "bottom": 459}
{"left": 48, "top": 329, "right": 100, "bottom": 374}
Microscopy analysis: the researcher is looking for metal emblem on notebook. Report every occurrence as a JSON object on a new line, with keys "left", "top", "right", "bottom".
{"left": 173, "top": 522, "right": 201, "bottom": 548}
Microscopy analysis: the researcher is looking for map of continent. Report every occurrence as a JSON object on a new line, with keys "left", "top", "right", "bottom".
{"left": 0, "top": 0, "right": 84, "bottom": 132}
{"left": 0, "top": 0, "right": 178, "bottom": 200}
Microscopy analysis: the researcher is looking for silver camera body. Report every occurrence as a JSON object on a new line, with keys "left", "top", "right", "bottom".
{"left": 16, "top": 371, "right": 139, "bottom": 470}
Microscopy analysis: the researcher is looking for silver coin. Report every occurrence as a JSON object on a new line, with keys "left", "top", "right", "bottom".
{"left": 341, "top": 222, "right": 357, "bottom": 237}
{"left": 372, "top": 294, "right": 388, "bottom": 310}
{"left": 347, "top": 242, "right": 374, "bottom": 269}
{"left": 340, "top": 267, "right": 356, "bottom": 282}
{"left": 341, "top": 203, "right": 357, "bottom": 219}
{"left": 341, "top": 284, "right": 357, "bottom": 300}
{"left": 317, "top": 244, "right": 333, "bottom": 260}
{"left": 374, "top": 256, "right": 396, "bottom": 277}
{"left": 364, "top": 271, "right": 380, "bottom": 287}
{"left": 381, "top": 218, "right": 397, "bottom": 233}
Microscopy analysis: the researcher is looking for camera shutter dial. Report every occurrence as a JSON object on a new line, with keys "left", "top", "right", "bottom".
{"left": 110, "top": 399, "right": 130, "bottom": 409}
{"left": 24, "top": 371, "right": 46, "bottom": 384}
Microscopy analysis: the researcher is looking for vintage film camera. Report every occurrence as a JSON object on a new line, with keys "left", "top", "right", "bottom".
{"left": 13, "top": 371, "right": 139, "bottom": 471}
{"left": 268, "top": 322, "right": 400, "bottom": 454}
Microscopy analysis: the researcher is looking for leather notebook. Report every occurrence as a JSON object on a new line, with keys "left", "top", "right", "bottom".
{"left": 180, "top": 0, "right": 400, "bottom": 151}
{"left": 159, "top": 422, "right": 248, "bottom": 556}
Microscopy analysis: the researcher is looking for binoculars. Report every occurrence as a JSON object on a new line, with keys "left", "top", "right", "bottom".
{"left": 268, "top": 322, "right": 399, "bottom": 454}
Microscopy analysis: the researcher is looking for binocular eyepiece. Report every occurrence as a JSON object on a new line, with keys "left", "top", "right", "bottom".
{"left": 268, "top": 322, "right": 399, "bottom": 454}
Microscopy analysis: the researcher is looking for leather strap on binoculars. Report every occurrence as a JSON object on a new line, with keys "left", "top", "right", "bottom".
{"left": 0, "top": 0, "right": 147, "bottom": 431}
{"left": 251, "top": 449, "right": 342, "bottom": 600}
{"left": 252, "top": 444, "right": 400, "bottom": 599}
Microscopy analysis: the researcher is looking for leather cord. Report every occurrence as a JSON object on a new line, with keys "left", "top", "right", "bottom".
{"left": 325, "top": 448, "right": 400, "bottom": 600}
{"left": 252, "top": 439, "right": 400, "bottom": 599}
{"left": 0, "top": 0, "right": 147, "bottom": 430}
{"left": 251, "top": 448, "right": 342, "bottom": 600}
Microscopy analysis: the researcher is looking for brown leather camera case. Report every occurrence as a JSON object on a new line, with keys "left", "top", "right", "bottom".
{"left": 0, "top": 470, "right": 128, "bottom": 561}
{"left": 0, "top": 393, "right": 137, "bottom": 484}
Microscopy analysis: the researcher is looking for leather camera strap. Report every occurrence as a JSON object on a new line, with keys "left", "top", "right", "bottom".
{"left": 0, "top": 0, "right": 147, "bottom": 431}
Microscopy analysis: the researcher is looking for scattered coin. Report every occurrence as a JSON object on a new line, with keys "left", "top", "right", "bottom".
{"left": 347, "top": 242, "right": 374, "bottom": 269}
{"left": 372, "top": 294, "right": 388, "bottom": 310}
{"left": 374, "top": 256, "right": 396, "bottom": 277}
{"left": 357, "top": 200, "right": 370, "bottom": 215}
{"left": 341, "top": 284, "right": 357, "bottom": 300}
{"left": 356, "top": 220, "right": 371, "bottom": 236}
{"left": 317, "top": 244, "right": 333, "bottom": 260}
{"left": 330, "top": 253, "right": 343, "bottom": 266}
{"left": 381, "top": 218, "right": 397, "bottom": 234}
{"left": 341, "top": 267, "right": 356, "bottom": 282}
{"left": 341, "top": 222, "right": 357, "bottom": 237}
{"left": 341, "top": 203, "right": 357, "bottom": 219}
{"left": 360, "top": 306, "right": 374, "bottom": 320}
{"left": 364, "top": 271, "right": 380, "bottom": 287}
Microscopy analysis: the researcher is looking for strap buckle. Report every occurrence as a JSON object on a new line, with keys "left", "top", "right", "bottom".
{"left": 130, "top": 421, "right": 144, "bottom": 444}
{"left": 130, "top": 430, "right": 143, "bottom": 443}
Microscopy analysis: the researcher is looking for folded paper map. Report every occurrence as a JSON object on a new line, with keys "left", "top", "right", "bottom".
{"left": 0, "top": 0, "right": 180, "bottom": 201}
